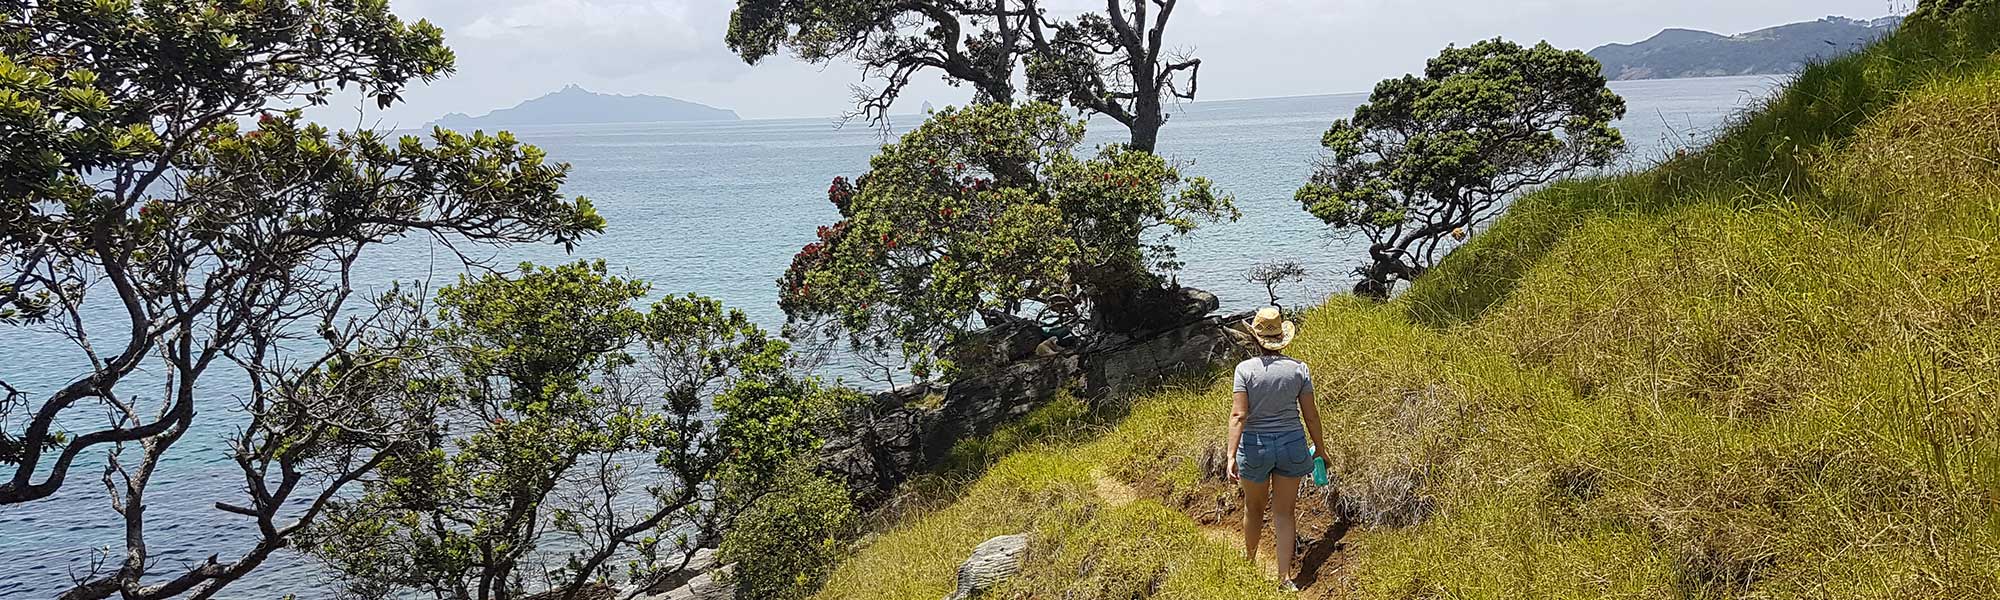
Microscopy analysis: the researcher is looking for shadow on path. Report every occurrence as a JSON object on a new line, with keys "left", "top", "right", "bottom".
{"left": 1291, "top": 519, "right": 1353, "bottom": 591}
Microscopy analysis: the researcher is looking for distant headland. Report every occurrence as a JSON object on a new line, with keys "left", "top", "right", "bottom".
{"left": 430, "top": 84, "right": 739, "bottom": 128}
{"left": 1589, "top": 15, "right": 1903, "bottom": 81}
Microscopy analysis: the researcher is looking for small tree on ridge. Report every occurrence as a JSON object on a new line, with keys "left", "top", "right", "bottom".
{"left": 1295, "top": 39, "right": 1626, "bottom": 299}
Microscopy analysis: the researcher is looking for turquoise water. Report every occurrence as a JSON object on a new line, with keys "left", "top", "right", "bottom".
{"left": 0, "top": 75, "right": 1781, "bottom": 597}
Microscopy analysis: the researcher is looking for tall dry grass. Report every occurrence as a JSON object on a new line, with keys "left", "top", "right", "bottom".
{"left": 811, "top": 7, "right": 2000, "bottom": 599}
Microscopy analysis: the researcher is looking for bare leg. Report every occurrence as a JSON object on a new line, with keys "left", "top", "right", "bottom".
{"left": 1241, "top": 477, "right": 1269, "bottom": 565}
{"left": 1271, "top": 475, "right": 1302, "bottom": 584}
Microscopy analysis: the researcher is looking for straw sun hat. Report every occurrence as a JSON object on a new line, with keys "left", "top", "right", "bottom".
{"left": 1248, "top": 307, "right": 1296, "bottom": 351}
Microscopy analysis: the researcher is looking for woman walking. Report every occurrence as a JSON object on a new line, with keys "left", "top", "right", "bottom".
{"left": 1226, "top": 307, "right": 1330, "bottom": 591}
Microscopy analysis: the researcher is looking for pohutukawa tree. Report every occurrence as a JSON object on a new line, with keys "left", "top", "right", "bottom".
{"left": 724, "top": 0, "right": 1202, "bottom": 152}
{"left": 779, "top": 103, "right": 1235, "bottom": 379}
{"left": 1295, "top": 39, "right": 1626, "bottom": 299}
{"left": 303, "top": 262, "right": 848, "bottom": 600}
{"left": 726, "top": 0, "right": 1029, "bottom": 123}
{"left": 0, "top": 2, "right": 603, "bottom": 598}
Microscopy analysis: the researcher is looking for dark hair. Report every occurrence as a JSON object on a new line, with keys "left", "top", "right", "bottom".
{"left": 1260, "top": 345, "right": 1286, "bottom": 357}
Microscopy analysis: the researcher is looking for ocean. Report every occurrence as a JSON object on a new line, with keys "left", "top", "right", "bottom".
{"left": 0, "top": 75, "right": 1782, "bottom": 598}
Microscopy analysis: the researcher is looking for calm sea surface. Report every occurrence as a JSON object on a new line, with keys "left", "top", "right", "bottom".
{"left": 0, "top": 75, "right": 1781, "bottom": 597}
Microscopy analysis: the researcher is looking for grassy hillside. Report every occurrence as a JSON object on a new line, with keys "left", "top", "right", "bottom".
{"left": 811, "top": 6, "right": 2000, "bottom": 599}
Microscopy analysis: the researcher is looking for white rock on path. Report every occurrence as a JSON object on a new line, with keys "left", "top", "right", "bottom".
{"left": 635, "top": 563, "right": 732, "bottom": 600}
{"left": 944, "top": 534, "right": 1029, "bottom": 600}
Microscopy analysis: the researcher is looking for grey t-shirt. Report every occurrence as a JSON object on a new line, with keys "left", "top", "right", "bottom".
{"left": 1233, "top": 356, "right": 1314, "bottom": 434}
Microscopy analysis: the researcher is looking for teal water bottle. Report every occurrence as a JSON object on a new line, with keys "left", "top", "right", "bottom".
{"left": 1310, "top": 446, "right": 1329, "bottom": 486}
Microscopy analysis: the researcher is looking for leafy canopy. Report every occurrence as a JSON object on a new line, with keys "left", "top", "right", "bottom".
{"left": 725, "top": 0, "right": 1202, "bottom": 152}
{"left": 0, "top": 1, "right": 603, "bottom": 597}
{"left": 779, "top": 102, "right": 1235, "bottom": 378}
{"left": 1914, "top": 0, "right": 1994, "bottom": 19}
{"left": 726, "top": 0, "right": 1023, "bottom": 116}
{"left": 1295, "top": 38, "right": 1625, "bottom": 297}
{"left": 306, "top": 261, "right": 852, "bottom": 600}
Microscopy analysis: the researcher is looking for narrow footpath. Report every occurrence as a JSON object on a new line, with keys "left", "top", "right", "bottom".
{"left": 1090, "top": 470, "right": 1355, "bottom": 599}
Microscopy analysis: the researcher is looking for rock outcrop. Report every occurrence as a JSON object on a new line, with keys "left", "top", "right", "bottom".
{"left": 637, "top": 564, "right": 732, "bottom": 600}
{"left": 945, "top": 534, "right": 1030, "bottom": 600}
{"left": 642, "top": 548, "right": 720, "bottom": 595}
{"left": 818, "top": 287, "right": 1254, "bottom": 509}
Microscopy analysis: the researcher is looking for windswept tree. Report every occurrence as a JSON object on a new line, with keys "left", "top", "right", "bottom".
{"left": 724, "top": 0, "right": 1202, "bottom": 152}
{"left": 726, "top": 0, "right": 1028, "bottom": 122}
{"left": 779, "top": 103, "right": 1235, "bottom": 379}
{"left": 0, "top": 2, "right": 603, "bottom": 598}
{"left": 1245, "top": 261, "right": 1309, "bottom": 307}
{"left": 304, "top": 262, "right": 849, "bottom": 600}
{"left": 1295, "top": 39, "right": 1626, "bottom": 299}
{"left": 1023, "top": 0, "right": 1203, "bottom": 152}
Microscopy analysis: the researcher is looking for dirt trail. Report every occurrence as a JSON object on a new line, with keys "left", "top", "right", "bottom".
{"left": 1088, "top": 470, "right": 1351, "bottom": 599}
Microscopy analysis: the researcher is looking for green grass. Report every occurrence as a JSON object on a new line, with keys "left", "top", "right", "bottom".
{"left": 815, "top": 400, "right": 1292, "bottom": 600}
{"left": 812, "top": 7, "right": 2000, "bottom": 599}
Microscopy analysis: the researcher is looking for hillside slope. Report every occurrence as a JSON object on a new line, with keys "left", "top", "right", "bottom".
{"left": 814, "top": 7, "right": 2000, "bottom": 599}
{"left": 432, "top": 84, "right": 738, "bottom": 128}
{"left": 1589, "top": 16, "right": 1900, "bottom": 80}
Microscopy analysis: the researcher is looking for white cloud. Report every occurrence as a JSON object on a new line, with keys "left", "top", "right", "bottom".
{"left": 454, "top": 0, "right": 709, "bottom": 77}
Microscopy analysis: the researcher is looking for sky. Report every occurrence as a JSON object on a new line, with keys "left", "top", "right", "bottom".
{"left": 335, "top": 0, "right": 1902, "bottom": 127}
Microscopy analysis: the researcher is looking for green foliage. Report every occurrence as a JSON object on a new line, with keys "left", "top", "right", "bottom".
{"left": 727, "top": 1, "right": 1200, "bottom": 151}
{"left": 823, "top": 9, "right": 2000, "bottom": 599}
{"left": 0, "top": 0, "right": 449, "bottom": 208}
{"left": 720, "top": 469, "right": 858, "bottom": 600}
{"left": 1406, "top": 1, "right": 2000, "bottom": 327}
{"left": 1915, "top": 0, "right": 1996, "bottom": 20}
{"left": 307, "top": 262, "right": 846, "bottom": 600}
{"left": 779, "top": 103, "right": 1235, "bottom": 378}
{"left": 726, "top": 0, "right": 1020, "bottom": 110}
{"left": 1295, "top": 38, "right": 1625, "bottom": 298}
{"left": 1, "top": 2, "right": 602, "bottom": 596}
{"left": 937, "top": 392, "right": 1096, "bottom": 477}
{"left": 814, "top": 451, "right": 1291, "bottom": 600}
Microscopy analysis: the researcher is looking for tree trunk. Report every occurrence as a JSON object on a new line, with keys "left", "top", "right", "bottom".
{"left": 973, "top": 77, "right": 1015, "bottom": 106}
{"left": 1078, "top": 253, "right": 1209, "bottom": 334}
{"left": 1351, "top": 261, "right": 1395, "bottom": 301}
{"left": 1354, "top": 245, "right": 1420, "bottom": 301}
{"left": 1129, "top": 95, "right": 1163, "bottom": 153}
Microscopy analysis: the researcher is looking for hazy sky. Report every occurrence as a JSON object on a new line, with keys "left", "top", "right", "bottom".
{"left": 341, "top": 0, "right": 1898, "bottom": 126}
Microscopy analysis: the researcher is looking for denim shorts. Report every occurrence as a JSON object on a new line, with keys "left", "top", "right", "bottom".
{"left": 1236, "top": 429, "right": 1312, "bottom": 484}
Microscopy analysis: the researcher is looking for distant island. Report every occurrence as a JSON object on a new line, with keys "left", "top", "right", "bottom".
{"left": 431, "top": 84, "right": 739, "bottom": 128}
{"left": 1589, "top": 15, "right": 1903, "bottom": 81}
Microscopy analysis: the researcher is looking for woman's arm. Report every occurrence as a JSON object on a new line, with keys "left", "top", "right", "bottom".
{"left": 1226, "top": 390, "right": 1249, "bottom": 481}
{"left": 1300, "top": 389, "right": 1330, "bottom": 464}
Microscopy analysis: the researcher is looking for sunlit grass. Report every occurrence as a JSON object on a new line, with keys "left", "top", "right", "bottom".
{"left": 812, "top": 7, "right": 2000, "bottom": 599}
